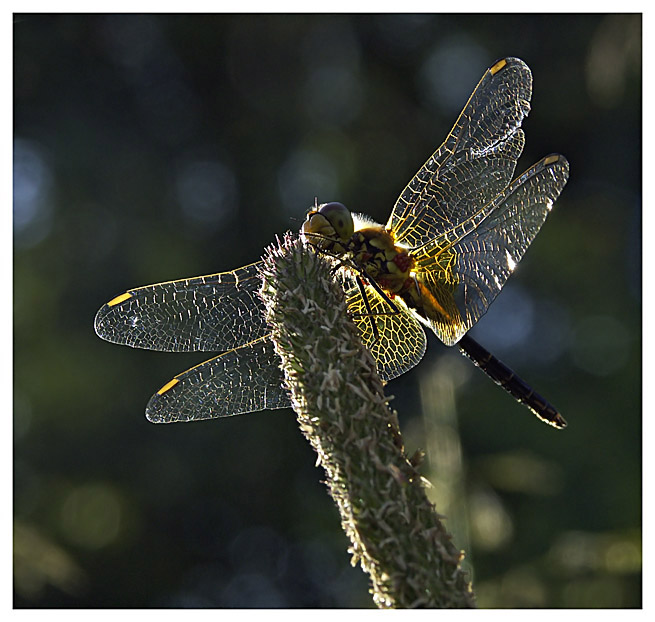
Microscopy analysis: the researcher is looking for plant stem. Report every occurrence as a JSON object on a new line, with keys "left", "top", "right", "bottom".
{"left": 259, "top": 233, "right": 476, "bottom": 609}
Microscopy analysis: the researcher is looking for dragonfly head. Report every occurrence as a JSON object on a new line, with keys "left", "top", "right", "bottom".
{"left": 302, "top": 202, "right": 354, "bottom": 249}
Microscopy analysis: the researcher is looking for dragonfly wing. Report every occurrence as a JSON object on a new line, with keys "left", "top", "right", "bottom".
{"left": 346, "top": 281, "right": 427, "bottom": 381}
{"left": 146, "top": 337, "right": 290, "bottom": 422}
{"left": 388, "top": 57, "right": 531, "bottom": 249}
{"left": 413, "top": 154, "right": 570, "bottom": 346}
{"left": 94, "top": 261, "right": 267, "bottom": 352}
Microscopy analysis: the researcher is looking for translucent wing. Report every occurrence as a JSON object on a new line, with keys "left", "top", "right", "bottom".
{"left": 345, "top": 281, "right": 427, "bottom": 381}
{"left": 412, "top": 154, "right": 570, "bottom": 346}
{"left": 144, "top": 277, "right": 430, "bottom": 423}
{"left": 94, "top": 261, "right": 267, "bottom": 353}
{"left": 146, "top": 337, "right": 290, "bottom": 422}
{"left": 387, "top": 57, "right": 531, "bottom": 249}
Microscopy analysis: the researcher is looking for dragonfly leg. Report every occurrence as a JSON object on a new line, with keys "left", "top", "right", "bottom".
{"left": 355, "top": 275, "right": 380, "bottom": 342}
{"left": 357, "top": 266, "right": 400, "bottom": 314}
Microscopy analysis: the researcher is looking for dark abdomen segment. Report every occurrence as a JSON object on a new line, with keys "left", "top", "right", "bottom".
{"left": 458, "top": 334, "right": 567, "bottom": 429}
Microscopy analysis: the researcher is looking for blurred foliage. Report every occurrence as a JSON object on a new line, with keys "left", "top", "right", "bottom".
{"left": 14, "top": 13, "right": 641, "bottom": 608}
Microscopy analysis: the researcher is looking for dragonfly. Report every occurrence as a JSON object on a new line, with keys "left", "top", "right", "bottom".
{"left": 95, "top": 57, "right": 569, "bottom": 429}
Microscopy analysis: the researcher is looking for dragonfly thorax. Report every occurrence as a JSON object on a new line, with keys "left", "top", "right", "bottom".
{"left": 347, "top": 227, "right": 415, "bottom": 295}
{"left": 302, "top": 202, "right": 415, "bottom": 296}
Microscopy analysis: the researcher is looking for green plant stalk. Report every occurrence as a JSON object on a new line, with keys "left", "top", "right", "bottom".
{"left": 259, "top": 233, "right": 476, "bottom": 609}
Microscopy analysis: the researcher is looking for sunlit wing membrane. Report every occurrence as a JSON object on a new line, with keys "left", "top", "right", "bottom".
{"left": 146, "top": 337, "right": 290, "bottom": 422}
{"left": 345, "top": 281, "right": 427, "bottom": 381}
{"left": 94, "top": 261, "right": 268, "bottom": 353}
{"left": 413, "top": 154, "right": 570, "bottom": 346}
{"left": 145, "top": 280, "right": 429, "bottom": 422}
{"left": 388, "top": 57, "right": 532, "bottom": 249}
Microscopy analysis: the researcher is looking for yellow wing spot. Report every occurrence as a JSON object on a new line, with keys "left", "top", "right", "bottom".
{"left": 490, "top": 58, "right": 507, "bottom": 75}
{"left": 107, "top": 292, "right": 133, "bottom": 307}
{"left": 543, "top": 154, "right": 560, "bottom": 166}
{"left": 157, "top": 378, "right": 180, "bottom": 396}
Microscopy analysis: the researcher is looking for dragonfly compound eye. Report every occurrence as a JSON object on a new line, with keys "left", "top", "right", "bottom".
{"left": 317, "top": 202, "right": 354, "bottom": 241}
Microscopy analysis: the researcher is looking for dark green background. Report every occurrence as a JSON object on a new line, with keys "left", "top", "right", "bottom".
{"left": 14, "top": 14, "right": 641, "bottom": 608}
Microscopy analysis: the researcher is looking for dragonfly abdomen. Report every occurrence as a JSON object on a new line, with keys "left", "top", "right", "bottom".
{"left": 457, "top": 334, "right": 567, "bottom": 429}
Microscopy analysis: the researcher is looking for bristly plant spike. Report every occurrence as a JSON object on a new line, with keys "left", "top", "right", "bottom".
{"left": 259, "top": 233, "right": 476, "bottom": 609}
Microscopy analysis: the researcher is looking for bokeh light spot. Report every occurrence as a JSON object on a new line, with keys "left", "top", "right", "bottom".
{"left": 13, "top": 138, "right": 54, "bottom": 248}
{"left": 469, "top": 487, "right": 513, "bottom": 551}
{"left": 59, "top": 484, "right": 123, "bottom": 550}
{"left": 417, "top": 38, "right": 488, "bottom": 115}
{"left": 174, "top": 158, "right": 238, "bottom": 233}
{"left": 277, "top": 148, "right": 340, "bottom": 215}
{"left": 571, "top": 314, "right": 630, "bottom": 376}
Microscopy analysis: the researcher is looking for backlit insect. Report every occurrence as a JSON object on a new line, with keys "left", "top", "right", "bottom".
{"left": 95, "top": 57, "right": 569, "bottom": 428}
